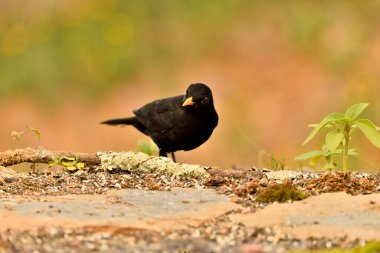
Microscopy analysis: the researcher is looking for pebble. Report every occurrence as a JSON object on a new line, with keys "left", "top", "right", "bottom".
{"left": 259, "top": 178, "right": 268, "bottom": 186}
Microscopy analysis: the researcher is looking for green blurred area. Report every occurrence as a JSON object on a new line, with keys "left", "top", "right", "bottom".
{"left": 1, "top": 0, "right": 380, "bottom": 104}
{"left": 0, "top": 0, "right": 242, "bottom": 103}
{"left": 2, "top": 0, "right": 380, "bottom": 170}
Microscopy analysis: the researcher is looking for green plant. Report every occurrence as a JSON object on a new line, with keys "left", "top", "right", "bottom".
{"left": 296, "top": 103, "right": 380, "bottom": 172}
{"left": 257, "top": 150, "right": 286, "bottom": 170}
{"left": 11, "top": 125, "right": 41, "bottom": 145}
{"left": 48, "top": 155, "right": 85, "bottom": 171}
{"left": 136, "top": 139, "right": 159, "bottom": 156}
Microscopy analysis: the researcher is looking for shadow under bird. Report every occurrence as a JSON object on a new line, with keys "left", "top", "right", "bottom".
{"left": 101, "top": 83, "right": 218, "bottom": 162}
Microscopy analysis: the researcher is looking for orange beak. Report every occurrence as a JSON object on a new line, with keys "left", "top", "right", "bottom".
{"left": 182, "top": 96, "right": 195, "bottom": 107}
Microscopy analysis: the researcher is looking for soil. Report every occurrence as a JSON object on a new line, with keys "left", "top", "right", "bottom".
{"left": 0, "top": 165, "right": 380, "bottom": 253}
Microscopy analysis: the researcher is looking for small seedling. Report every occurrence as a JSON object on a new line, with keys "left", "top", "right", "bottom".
{"left": 296, "top": 103, "right": 380, "bottom": 172}
{"left": 11, "top": 125, "right": 41, "bottom": 145}
{"left": 257, "top": 150, "right": 286, "bottom": 170}
{"left": 49, "top": 155, "right": 85, "bottom": 171}
{"left": 270, "top": 155, "right": 286, "bottom": 171}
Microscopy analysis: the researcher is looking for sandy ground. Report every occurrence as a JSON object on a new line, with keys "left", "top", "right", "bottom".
{"left": 1, "top": 166, "right": 380, "bottom": 252}
{"left": 0, "top": 188, "right": 239, "bottom": 231}
{"left": 1, "top": 188, "right": 380, "bottom": 240}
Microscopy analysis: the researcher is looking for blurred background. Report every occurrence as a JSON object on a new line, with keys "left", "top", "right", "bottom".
{"left": 1, "top": 0, "right": 380, "bottom": 171}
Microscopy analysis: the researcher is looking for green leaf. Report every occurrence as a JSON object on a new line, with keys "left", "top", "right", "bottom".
{"left": 309, "top": 156, "right": 322, "bottom": 166}
{"left": 355, "top": 119, "right": 380, "bottom": 149}
{"left": 61, "top": 160, "right": 75, "bottom": 167}
{"left": 295, "top": 150, "right": 323, "bottom": 160}
{"left": 66, "top": 166, "right": 77, "bottom": 171}
{"left": 302, "top": 112, "right": 346, "bottom": 145}
{"left": 76, "top": 162, "right": 85, "bottom": 169}
{"left": 137, "top": 139, "right": 158, "bottom": 156}
{"left": 344, "top": 103, "right": 368, "bottom": 121}
{"left": 51, "top": 156, "right": 59, "bottom": 163}
{"left": 325, "top": 130, "right": 344, "bottom": 152}
{"left": 323, "top": 162, "right": 337, "bottom": 171}
{"left": 61, "top": 156, "right": 75, "bottom": 161}
{"left": 322, "top": 144, "right": 331, "bottom": 155}
{"left": 26, "top": 125, "right": 41, "bottom": 138}
{"left": 60, "top": 156, "right": 76, "bottom": 167}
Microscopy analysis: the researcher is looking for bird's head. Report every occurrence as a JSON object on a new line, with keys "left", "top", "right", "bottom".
{"left": 182, "top": 83, "right": 214, "bottom": 110}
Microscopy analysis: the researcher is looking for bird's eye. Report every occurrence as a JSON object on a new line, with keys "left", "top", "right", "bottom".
{"left": 201, "top": 97, "right": 208, "bottom": 104}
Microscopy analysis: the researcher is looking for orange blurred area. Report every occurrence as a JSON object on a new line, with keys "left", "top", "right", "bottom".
{"left": 2, "top": 1, "right": 380, "bottom": 170}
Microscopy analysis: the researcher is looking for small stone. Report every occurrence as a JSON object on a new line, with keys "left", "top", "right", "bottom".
{"left": 259, "top": 178, "right": 268, "bottom": 186}
{"left": 230, "top": 196, "right": 242, "bottom": 204}
{"left": 181, "top": 198, "right": 191, "bottom": 203}
{"left": 4, "top": 178, "right": 15, "bottom": 183}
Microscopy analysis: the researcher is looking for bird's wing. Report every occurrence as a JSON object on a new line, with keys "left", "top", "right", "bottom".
{"left": 133, "top": 95, "right": 183, "bottom": 133}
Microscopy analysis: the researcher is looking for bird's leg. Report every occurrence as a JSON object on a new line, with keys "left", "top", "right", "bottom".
{"left": 159, "top": 149, "right": 167, "bottom": 157}
{"left": 170, "top": 152, "right": 176, "bottom": 163}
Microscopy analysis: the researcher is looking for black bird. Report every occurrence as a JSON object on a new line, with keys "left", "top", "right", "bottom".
{"left": 101, "top": 83, "right": 218, "bottom": 162}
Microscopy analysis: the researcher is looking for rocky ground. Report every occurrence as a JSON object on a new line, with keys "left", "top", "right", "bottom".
{"left": 0, "top": 164, "right": 380, "bottom": 253}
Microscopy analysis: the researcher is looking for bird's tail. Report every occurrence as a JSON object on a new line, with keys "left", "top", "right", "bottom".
{"left": 101, "top": 117, "right": 135, "bottom": 126}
